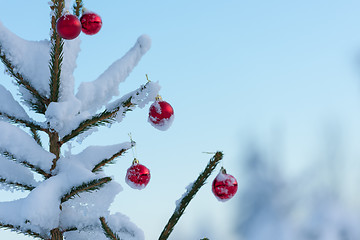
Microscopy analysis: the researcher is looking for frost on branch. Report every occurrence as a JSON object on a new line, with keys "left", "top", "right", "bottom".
{"left": 76, "top": 34, "right": 152, "bottom": 113}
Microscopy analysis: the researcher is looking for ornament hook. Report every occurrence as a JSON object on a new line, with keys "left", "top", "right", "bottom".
{"left": 155, "top": 94, "right": 163, "bottom": 101}
{"left": 128, "top": 133, "right": 138, "bottom": 160}
{"left": 220, "top": 166, "right": 227, "bottom": 174}
{"left": 132, "top": 158, "right": 140, "bottom": 165}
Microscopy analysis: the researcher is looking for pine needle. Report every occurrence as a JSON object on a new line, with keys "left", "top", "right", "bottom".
{"left": 92, "top": 144, "right": 134, "bottom": 173}
{"left": 49, "top": 0, "right": 64, "bottom": 103}
{"left": 100, "top": 217, "right": 122, "bottom": 240}
{"left": 0, "top": 178, "right": 35, "bottom": 191}
{"left": 73, "top": 0, "right": 83, "bottom": 17}
{"left": 0, "top": 222, "right": 45, "bottom": 239}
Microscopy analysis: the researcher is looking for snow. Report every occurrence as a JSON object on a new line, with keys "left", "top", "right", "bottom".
{"left": 107, "top": 213, "right": 145, "bottom": 240}
{"left": 60, "top": 38, "right": 81, "bottom": 101}
{"left": 0, "top": 141, "right": 137, "bottom": 234}
{"left": 125, "top": 177, "right": 147, "bottom": 190}
{"left": 214, "top": 171, "right": 228, "bottom": 182}
{"left": 129, "top": 81, "right": 160, "bottom": 109}
{"left": 69, "top": 142, "right": 133, "bottom": 171}
{"left": 63, "top": 213, "right": 144, "bottom": 240}
{"left": 0, "top": 121, "right": 54, "bottom": 172}
{"left": 175, "top": 182, "right": 194, "bottom": 211}
{"left": 76, "top": 35, "right": 152, "bottom": 113}
{"left": 148, "top": 113, "right": 174, "bottom": 131}
{"left": 45, "top": 96, "right": 91, "bottom": 138}
{"left": 0, "top": 21, "right": 50, "bottom": 99}
{"left": 107, "top": 81, "right": 161, "bottom": 123}
{"left": 64, "top": 0, "right": 72, "bottom": 11}
{"left": 0, "top": 84, "right": 31, "bottom": 121}
{"left": 0, "top": 198, "right": 46, "bottom": 237}
{"left": 0, "top": 155, "right": 38, "bottom": 188}
{"left": 60, "top": 181, "right": 122, "bottom": 229}
{"left": 76, "top": 127, "right": 99, "bottom": 144}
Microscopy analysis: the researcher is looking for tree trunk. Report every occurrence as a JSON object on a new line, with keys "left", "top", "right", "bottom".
{"left": 49, "top": 133, "right": 62, "bottom": 239}
{"left": 49, "top": 132, "right": 60, "bottom": 158}
{"left": 50, "top": 228, "right": 63, "bottom": 240}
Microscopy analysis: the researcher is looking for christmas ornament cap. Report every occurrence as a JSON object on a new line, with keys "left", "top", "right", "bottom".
{"left": 125, "top": 158, "right": 151, "bottom": 190}
{"left": 212, "top": 167, "right": 238, "bottom": 202}
{"left": 56, "top": 12, "right": 81, "bottom": 40}
{"left": 148, "top": 97, "right": 174, "bottom": 131}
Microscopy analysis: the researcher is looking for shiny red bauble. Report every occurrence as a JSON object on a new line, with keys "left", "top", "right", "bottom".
{"left": 148, "top": 99, "right": 174, "bottom": 131}
{"left": 125, "top": 159, "right": 150, "bottom": 190}
{"left": 212, "top": 168, "right": 238, "bottom": 201}
{"left": 80, "top": 11, "right": 102, "bottom": 35}
{"left": 56, "top": 13, "right": 81, "bottom": 40}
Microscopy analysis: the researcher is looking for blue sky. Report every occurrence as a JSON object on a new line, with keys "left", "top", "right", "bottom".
{"left": 1, "top": 0, "right": 360, "bottom": 239}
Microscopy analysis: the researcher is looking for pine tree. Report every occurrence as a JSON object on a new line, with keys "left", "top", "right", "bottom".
{"left": 0, "top": 1, "right": 225, "bottom": 239}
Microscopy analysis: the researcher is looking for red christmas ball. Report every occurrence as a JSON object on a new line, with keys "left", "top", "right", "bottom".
{"left": 80, "top": 11, "right": 102, "bottom": 35}
{"left": 212, "top": 168, "right": 238, "bottom": 201}
{"left": 125, "top": 159, "right": 150, "bottom": 190}
{"left": 148, "top": 99, "right": 174, "bottom": 131}
{"left": 56, "top": 13, "right": 81, "bottom": 40}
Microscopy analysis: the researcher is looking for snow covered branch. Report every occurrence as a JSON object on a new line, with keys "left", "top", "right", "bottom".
{"left": 100, "top": 217, "right": 121, "bottom": 240}
{"left": 60, "top": 81, "right": 160, "bottom": 143}
{"left": 1, "top": 152, "right": 51, "bottom": 179}
{"left": 0, "top": 155, "right": 39, "bottom": 191}
{"left": 0, "top": 179, "right": 35, "bottom": 191}
{"left": 62, "top": 212, "right": 143, "bottom": 240}
{"left": 159, "top": 152, "right": 223, "bottom": 240}
{"left": 62, "top": 142, "right": 134, "bottom": 173}
{"left": 0, "top": 85, "right": 47, "bottom": 132}
{"left": 61, "top": 177, "right": 112, "bottom": 203}
{"left": 92, "top": 148, "right": 129, "bottom": 173}
{"left": 76, "top": 34, "right": 152, "bottom": 113}
{"left": 90, "top": 143, "right": 135, "bottom": 173}
{"left": 30, "top": 129, "right": 43, "bottom": 147}
{"left": 0, "top": 122, "right": 54, "bottom": 175}
{"left": 49, "top": 0, "right": 64, "bottom": 104}
{"left": 0, "top": 45, "right": 49, "bottom": 113}
{"left": 0, "top": 112, "right": 46, "bottom": 132}
{"left": 0, "top": 222, "right": 45, "bottom": 239}
{"left": 0, "top": 19, "right": 52, "bottom": 112}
